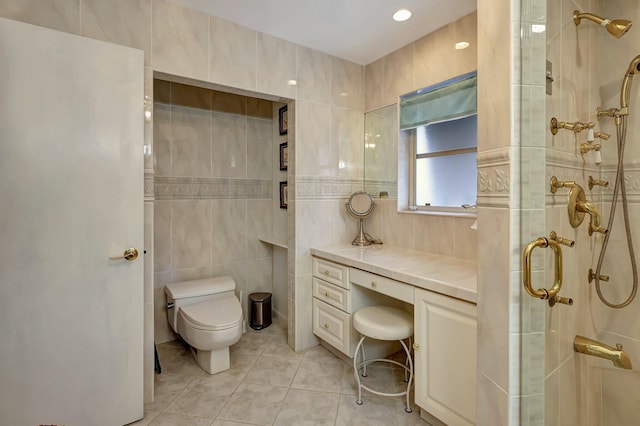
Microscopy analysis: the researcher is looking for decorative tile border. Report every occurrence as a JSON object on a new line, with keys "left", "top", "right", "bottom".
{"left": 364, "top": 180, "right": 397, "bottom": 199}
{"left": 154, "top": 176, "right": 271, "bottom": 200}
{"left": 296, "top": 176, "right": 365, "bottom": 200}
{"left": 477, "top": 148, "right": 511, "bottom": 208}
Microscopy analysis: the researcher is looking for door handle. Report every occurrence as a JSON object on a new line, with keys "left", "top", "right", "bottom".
{"left": 109, "top": 248, "right": 139, "bottom": 261}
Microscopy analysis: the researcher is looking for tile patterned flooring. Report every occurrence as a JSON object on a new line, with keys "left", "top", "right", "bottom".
{"left": 133, "top": 320, "right": 427, "bottom": 425}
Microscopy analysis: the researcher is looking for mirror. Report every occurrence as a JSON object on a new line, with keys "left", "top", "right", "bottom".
{"left": 346, "top": 191, "right": 376, "bottom": 246}
{"left": 364, "top": 104, "right": 398, "bottom": 198}
{"left": 346, "top": 191, "right": 375, "bottom": 218}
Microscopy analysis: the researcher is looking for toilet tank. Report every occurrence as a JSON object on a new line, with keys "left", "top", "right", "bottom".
{"left": 165, "top": 276, "right": 236, "bottom": 331}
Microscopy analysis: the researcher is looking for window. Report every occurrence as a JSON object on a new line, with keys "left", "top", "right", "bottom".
{"left": 400, "top": 72, "right": 477, "bottom": 212}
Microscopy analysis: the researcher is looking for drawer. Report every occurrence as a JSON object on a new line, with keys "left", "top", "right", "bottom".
{"left": 313, "top": 278, "right": 351, "bottom": 312}
{"left": 313, "top": 298, "right": 351, "bottom": 356}
{"left": 313, "top": 257, "right": 350, "bottom": 289}
{"left": 350, "top": 268, "right": 414, "bottom": 304}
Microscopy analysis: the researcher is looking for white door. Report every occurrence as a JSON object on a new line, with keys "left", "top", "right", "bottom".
{"left": 0, "top": 18, "right": 144, "bottom": 425}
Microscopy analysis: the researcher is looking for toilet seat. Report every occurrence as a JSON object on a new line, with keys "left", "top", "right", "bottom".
{"left": 179, "top": 294, "right": 242, "bottom": 331}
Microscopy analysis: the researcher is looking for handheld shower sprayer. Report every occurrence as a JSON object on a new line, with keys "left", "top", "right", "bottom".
{"left": 573, "top": 10, "right": 632, "bottom": 38}
{"left": 620, "top": 55, "right": 640, "bottom": 110}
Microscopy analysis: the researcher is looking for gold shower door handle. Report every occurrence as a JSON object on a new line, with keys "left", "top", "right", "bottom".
{"left": 109, "top": 248, "right": 139, "bottom": 261}
{"left": 522, "top": 237, "right": 563, "bottom": 300}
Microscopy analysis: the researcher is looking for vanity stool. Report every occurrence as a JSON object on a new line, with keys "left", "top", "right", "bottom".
{"left": 352, "top": 305, "right": 414, "bottom": 413}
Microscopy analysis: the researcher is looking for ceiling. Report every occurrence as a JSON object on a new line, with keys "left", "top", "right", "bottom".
{"left": 171, "top": 0, "right": 477, "bottom": 65}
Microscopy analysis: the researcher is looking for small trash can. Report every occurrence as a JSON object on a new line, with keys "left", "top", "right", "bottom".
{"left": 249, "top": 292, "right": 272, "bottom": 330}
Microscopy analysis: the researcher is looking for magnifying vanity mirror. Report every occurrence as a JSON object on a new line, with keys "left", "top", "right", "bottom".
{"left": 346, "top": 191, "right": 377, "bottom": 246}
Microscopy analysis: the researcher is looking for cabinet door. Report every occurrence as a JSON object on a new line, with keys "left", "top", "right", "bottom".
{"left": 313, "top": 298, "right": 352, "bottom": 356}
{"left": 414, "top": 288, "right": 477, "bottom": 426}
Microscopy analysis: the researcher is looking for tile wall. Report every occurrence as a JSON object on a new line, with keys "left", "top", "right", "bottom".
{"left": 363, "top": 11, "right": 478, "bottom": 262}
{"left": 0, "top": 0, "right": 368, "bottom": 360}
{"left": 152, "top": 80, "right": 275, "bottom": 343}
{"left": 540, "top": 0, "right": 640, "bottom": 425}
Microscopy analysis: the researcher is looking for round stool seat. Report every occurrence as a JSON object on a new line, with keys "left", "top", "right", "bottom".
{"left": 353, "top": 306, "right": 413, "bottom": 341}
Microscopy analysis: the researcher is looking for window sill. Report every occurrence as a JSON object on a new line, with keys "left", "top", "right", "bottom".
{"left": 397, "top": 208, "right": 477, "bottom": 219}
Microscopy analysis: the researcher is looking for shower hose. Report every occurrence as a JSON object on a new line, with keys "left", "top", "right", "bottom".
{"left": 593, "top": 115, "right": 638, "bottom": 308}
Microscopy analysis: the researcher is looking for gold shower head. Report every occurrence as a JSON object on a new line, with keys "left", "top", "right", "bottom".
{"left": 573, "top": 10, "right": 632, "bottom": 38}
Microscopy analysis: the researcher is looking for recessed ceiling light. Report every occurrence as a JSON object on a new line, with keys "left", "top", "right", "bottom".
{"left": 287, "top": 79, "right": 297, "bottom": 86}
{"left": 455, "top": 41, "right": 470, "bottom": 50}
{"left": 393, "top": 9, "right": 412, "bottom": 22}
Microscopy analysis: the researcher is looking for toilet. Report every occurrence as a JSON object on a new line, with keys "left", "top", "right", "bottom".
{"left": 165, "top": 276, "right": 243, "bottom": 374}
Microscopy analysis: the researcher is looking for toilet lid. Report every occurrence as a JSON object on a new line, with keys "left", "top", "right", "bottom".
{"left": 179, "top": 295, "right": 242, "bottom": 331}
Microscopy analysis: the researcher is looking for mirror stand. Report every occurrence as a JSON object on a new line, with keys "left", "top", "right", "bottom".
{"left": 352, "top": 218, "right": 372, "bottom": 246}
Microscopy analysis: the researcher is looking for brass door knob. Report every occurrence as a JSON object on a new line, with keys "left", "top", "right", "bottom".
{"left": 371, "top": 281, "right": 378, "bottom": 288}
{"left": 413, "top": 343, "right": 420, "bottom": 350}
{"left": 109, "top": 248, "right": 139, "bottom": 261}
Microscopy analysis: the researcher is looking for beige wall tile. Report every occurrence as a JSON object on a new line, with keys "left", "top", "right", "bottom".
{"left": 414, "top": 23, "right": 455, "bottom": 91}
{"left": 152, "top": 0, "right": 208, "bottom": 81}
{"left": 476, "top": 207, "right": 510, "bottom": 391}
{"left": 171, "top": 200, "right": 212, "bottom": 269}
{"left": 153, "top": 102, "right": 171, "bottom": 177}
{"left": 247, "top": 199, "right": 273, "bottom": 259}
{"left": 212, "top": 91, "right": 246, "bottom": 115}
{"left": 382, "top": 43, "right": 414, "bottom": 105}
{"left": 364, "top": 58, "right": 384, "bottom": 112}
{"left": 0, "top": 0, "right": 80, "bottom": 34}
{"left": 295, "top": 101, "right": 332, "bottom": 176}
{"left": 256, "top": 33, "right": 296, "bottom": 98}
{"left": 212, "top": 112, "right": 247, "bottom": 178}
{"left": 171, "top": 106, "right": 212, "bottom": 177}
{"left": 413, "top": 215, "right": 455, "bottom": 256}
{"left": 154, "top": 200, "right": 171, "bottom": 272}
{"left": 211, "top": 199, "right": 246, "bottom": 265}
{"left": 247, "top": 117, "right": 273, "bottom": 179}
{"left": 331, "top": 57, "right": 364, "bottom": 110}
{"left": 454, "top": 12, "right": 477, "bottom": 76}
{"left": 81, "top": 0, "right": 151, "bottom": 65}
{"left": 210, "top": 16, "right": 257, "bottom": 91}
{"left": 171, "top": 82, "right": 212, "bottom": 110}
{"left": 247, "top": 98, "right": 273, "bottom": 119}
{"left": 331, "top": 107, "right": 364, "bottom": 178}
{"left": 297, "top": 46, "right": 331, "bottom": 104}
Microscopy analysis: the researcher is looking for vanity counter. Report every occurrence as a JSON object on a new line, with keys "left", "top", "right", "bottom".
{"left": 310, "top": 244, "right": 477, "bottom": 304}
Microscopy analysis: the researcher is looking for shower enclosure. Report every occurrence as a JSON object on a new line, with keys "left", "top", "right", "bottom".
{"left": 520, "top": 0, "right": 640, "bottom": 424}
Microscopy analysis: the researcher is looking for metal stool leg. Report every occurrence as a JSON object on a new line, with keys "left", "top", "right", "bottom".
{"left": 399, "top": 339, "right": 413, "bottom": 413}
{"left": 353, "top": 335, "right": 366, "bottom": 405}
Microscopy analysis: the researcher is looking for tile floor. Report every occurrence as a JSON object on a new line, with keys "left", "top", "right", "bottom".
{"left": 133, "top": 319, "right": 427, "bottom": 425}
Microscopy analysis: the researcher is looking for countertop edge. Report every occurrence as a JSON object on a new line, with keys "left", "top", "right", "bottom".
{"left": 311, "top": 245, "right": 478, "bottom": 304}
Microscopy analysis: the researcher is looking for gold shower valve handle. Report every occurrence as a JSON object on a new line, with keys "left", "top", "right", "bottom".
{"left": 588, "top": 268, "right": 610, "bottom": 283}
{"left": 588, "top": 176, "right": 609, "bottom": 190}
{"left": 596, "top": 107, "right": 621, "bottom": 119}
{"left": 594, "top": 131, "right": 611, "bottom": 141}
{"left": 550, "top": 176, "right": 576, "bottom": 194}
{"left": 549, "top": 231, "right": 575, "bottom": 248}
{"left": 549, "top": 295, "right": 574, "bottom": 306}
{"left": 550, "top": 117, "right": 594, "bottom": 135}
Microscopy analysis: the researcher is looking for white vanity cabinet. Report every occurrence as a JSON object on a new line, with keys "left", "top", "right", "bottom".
{"left": 312, "top": 257, "right": 404, "bottom": 358}
{"left": 414, "top": 287, "right": 477, "bottom": 426}
{"left": 312, "top": 257, "right": 353, "bottom": 356}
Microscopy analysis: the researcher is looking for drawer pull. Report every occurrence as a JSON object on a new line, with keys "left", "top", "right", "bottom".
{"left": 371, "top": 281, "right": 378, "bottom": 288}
{"left": 324, "top": 323, "right": 330, "bottom": 329}
{"left": 324, "top": 291, "right": 330, "bottom": 297}
{"left": 323, "top": 270, "right": 330, "bottom": 276}
{"left": 413, "top": 343, "right": 420, "bottom": 350}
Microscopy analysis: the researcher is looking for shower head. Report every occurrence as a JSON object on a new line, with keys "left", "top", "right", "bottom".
{"left": 573, "top": 10, "right": 632, "bottom": 38}
{"left": 621, "top": 55, "right": 640, "bottom": 109}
